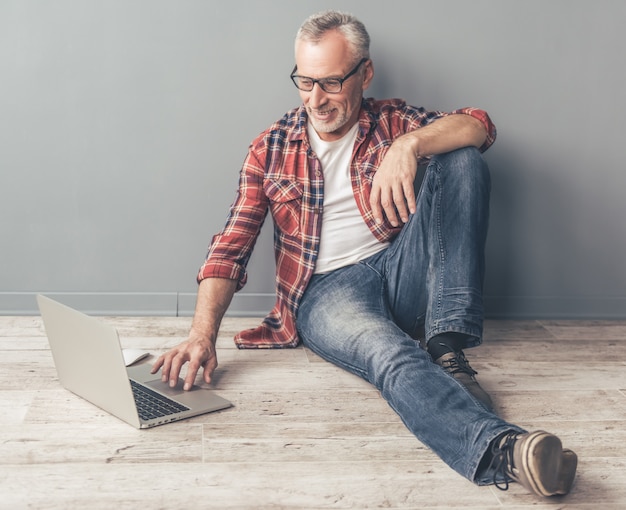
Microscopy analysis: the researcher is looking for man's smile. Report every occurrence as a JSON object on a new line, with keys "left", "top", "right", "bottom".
{"left": 308, "top": 106, "right": 336, "bottom": 118}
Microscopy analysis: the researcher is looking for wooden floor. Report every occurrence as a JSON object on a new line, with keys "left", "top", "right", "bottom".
{"left": 1, "top": 315, "right": 625, "bottom": 509}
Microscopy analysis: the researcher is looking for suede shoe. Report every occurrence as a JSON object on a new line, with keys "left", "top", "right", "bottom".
{"left": 433, "top": 350, "right": 493, "bottom": 411}
{"left": 489, "top": 430, "right": 577, "bottom": 497}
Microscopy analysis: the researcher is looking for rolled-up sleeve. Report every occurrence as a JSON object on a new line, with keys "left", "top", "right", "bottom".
{"left": 197, "top": 142, "right": 269, "bottom": 290}
{"left": 451, "top": 107, "right": 497, "bottom": 152}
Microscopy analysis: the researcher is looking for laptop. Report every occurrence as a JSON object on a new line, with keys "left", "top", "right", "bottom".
{"left": 37, "top": 294, "right": 232, "bottom": 428}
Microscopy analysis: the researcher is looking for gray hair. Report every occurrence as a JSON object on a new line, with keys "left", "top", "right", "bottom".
{"left": 295, "top": 10, "right": 370, "bottom": 62}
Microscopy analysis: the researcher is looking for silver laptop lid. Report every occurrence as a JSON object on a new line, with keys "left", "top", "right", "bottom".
{"left": 37, "top": 294, "right": 141, "bottom": 428}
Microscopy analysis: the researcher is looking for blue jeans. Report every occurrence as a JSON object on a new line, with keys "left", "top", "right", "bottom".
{"left": 296, "top": 147, "right": 524, "bottom": 484}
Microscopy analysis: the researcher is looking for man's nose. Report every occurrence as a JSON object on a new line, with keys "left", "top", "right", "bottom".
{"left": 308, "top": 82, "right": 327, "bottom": 108}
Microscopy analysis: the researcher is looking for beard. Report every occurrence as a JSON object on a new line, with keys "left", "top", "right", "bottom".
{"left": 306, "top": 105, "right": 350, "bottom": 135}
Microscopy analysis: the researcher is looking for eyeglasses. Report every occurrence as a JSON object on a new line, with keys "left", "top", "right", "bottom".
{"left": 290, "top": 58, "right": 368, "bottom": 94}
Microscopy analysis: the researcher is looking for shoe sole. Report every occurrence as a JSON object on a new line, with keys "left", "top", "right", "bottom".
{"left": 519, "top": 431, "right": 571, "bottom": 497}
{"left": 556, "top": 449, "right": 578, "bottom": 495}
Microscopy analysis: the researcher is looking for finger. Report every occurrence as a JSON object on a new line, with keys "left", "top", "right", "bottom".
{"left": 150, "top": 354, "right": 165, "bottom": 374}
{"left": 203, "top": 356, "right": 219, "bottom": 385}
{"left": 380, "top": 189, "right": 399, "bottom": 227}
{"left": 392, "top": 183, "right": 410, "bottom": 224}
{"left": 402, "top": 180, "right": 417, "bottom": 215}
{"left": 183, "top": 360, "right": 201, "bottom": 391}
{"left": 369, "top": 184, "right": 383, "bottom": 224}
{"left": 168, "top": 353, "right": 187, "bottom": 387}
{"left": 159, "top": 353, "right": 174, "bottom": 382}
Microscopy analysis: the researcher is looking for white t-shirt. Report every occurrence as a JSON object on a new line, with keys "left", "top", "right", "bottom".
{"left": 308, "top": 122, "right": 388, "bottom": 274}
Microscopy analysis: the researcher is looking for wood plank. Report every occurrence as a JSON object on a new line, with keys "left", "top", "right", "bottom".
{"left": 470, "top": 361, "right": 626, "bottom": 391}
{"left": 1, "top": 423, "right": 203, "bottom": 465}
{"left": 468, "top": 339, "right": 626, "bottom": 362}
{"left": 493, "top": 389, "right": 626, "bottom": 422}
{"left": 201, "top": 421, "right": 432, "bottom": 464}
{"left": 0, "top": 461, "right": 501, "bottom": 509}
{"left": 483, "top": 319, "right": 555, "bottom": 340}
{"left": 2, "top": 458, "right": 625, "bottom": 509}
{"left": 540, "top": 320, "right": 626, "bottom": 340}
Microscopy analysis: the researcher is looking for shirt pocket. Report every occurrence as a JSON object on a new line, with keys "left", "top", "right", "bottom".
{"left": 263, "top": 178, "right": 303, "bottom": 237}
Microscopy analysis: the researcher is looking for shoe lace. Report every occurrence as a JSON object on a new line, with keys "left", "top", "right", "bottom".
{"left": 485, "top": 432, "right": 518, "bottom": 491}
{"left": 439, "top": 350, "right": 478, "bottom": 377}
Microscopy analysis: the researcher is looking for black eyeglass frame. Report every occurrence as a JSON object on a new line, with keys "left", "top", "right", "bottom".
{"left": 290, "top": 58, "right": 369, "bottom": 94}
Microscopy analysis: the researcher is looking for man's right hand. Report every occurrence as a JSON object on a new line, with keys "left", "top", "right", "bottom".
{"left": 151, "top": 332, "right": 219, "bottom": 391}
{"left": 152, "top": 277, "right": 238, "bottom": 391}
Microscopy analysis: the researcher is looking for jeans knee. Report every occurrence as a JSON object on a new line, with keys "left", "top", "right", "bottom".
{"left": 430, "top": 147, "right": 490, "bottom": 197}
{"left": 433, "top": 145, "right": 479, "bottom": 161}
{"left": 432, "top": 146, "right": 486, "bottom": 172}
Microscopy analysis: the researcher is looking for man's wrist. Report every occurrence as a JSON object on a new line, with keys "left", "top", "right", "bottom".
{"left": 188, "top": 322, "right": 218, "bottom": 345}
{"left": 397, "top": 131, "right": 421, "bottom": 159}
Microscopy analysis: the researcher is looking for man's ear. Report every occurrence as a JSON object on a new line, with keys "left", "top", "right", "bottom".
{"left": 362, "top": 59, "right": 375, "bottom": 90}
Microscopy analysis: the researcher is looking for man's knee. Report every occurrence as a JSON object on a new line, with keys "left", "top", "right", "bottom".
{"left": 432, "top": 146, "right": 485, "bottom": 169}
{"left": 430, "top": 146, "right": 490, "bottom": 191}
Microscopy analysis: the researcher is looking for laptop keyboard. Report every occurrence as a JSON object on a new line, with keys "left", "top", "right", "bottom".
{"left": 130, "top": 379, "right": 190, "bottom": 421}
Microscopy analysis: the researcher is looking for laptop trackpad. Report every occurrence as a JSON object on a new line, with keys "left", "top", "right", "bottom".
{"left": 143, "top": 377, "right": 198, "bottom": 396}
{"left": 127, "top": 364, "right": 199, "bottom": 396}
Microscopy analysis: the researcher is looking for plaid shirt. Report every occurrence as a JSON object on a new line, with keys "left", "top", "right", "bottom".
{"left": 198, "top": 98, "right": 496, "bottom": 348}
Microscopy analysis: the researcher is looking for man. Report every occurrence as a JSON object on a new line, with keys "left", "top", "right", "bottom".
{"left": 153, "top": 10, "right": 577, "bottom": 497}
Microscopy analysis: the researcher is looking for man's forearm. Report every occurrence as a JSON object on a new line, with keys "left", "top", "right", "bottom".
{"left": 403, "top": 113, "right": 488, "bottom": 159}
{"left": 190, "top": 277, "right": 238, "bottom": 343}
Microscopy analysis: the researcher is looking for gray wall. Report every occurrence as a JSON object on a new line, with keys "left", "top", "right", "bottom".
{"left": 2, "top": 0, "right": 625, "bottom": 317}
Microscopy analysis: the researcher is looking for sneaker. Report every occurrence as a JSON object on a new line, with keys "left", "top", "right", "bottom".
{"left": 433, "top": 350, "right": 493, "bottom": 411}
{"left": 488, "top": 430, "right": 577, "bottom": 497}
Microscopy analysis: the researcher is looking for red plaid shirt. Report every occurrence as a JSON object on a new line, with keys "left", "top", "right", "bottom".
{"left": 198, "top": 98, "right": 496, "bottom": 348}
